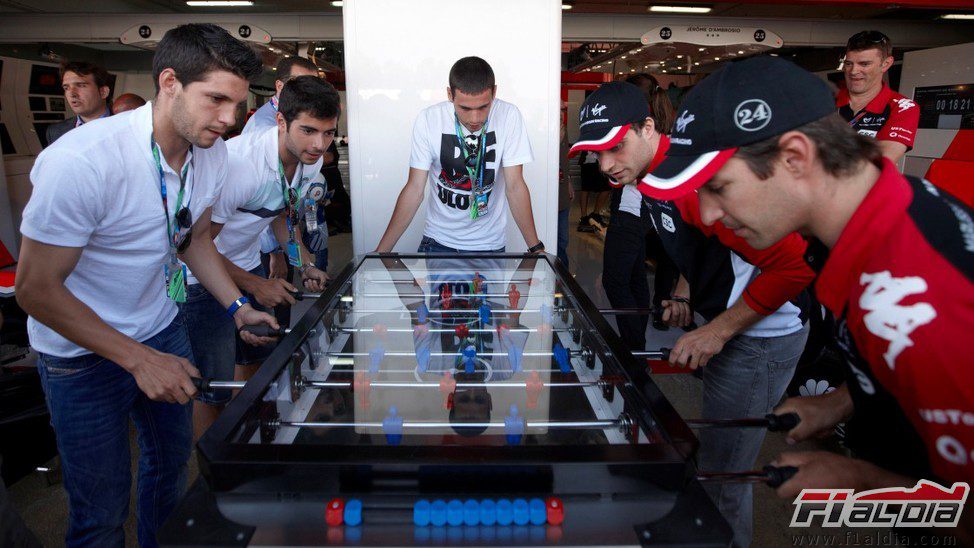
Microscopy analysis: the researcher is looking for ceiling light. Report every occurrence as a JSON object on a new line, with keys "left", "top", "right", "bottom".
{"left": 284, "top": 54, "right": 290, "bottom": 58}
{"left": 662, "top": 69, "right": 667, "bottom": 73}
{"left": 649, "top": 5, "right": 712, "bottom": 13}
{"left": 715, "top": 57, "right": 721, "bottom": 61}
{"left": 676, "top": 54, "right": 683, "bottom": 59}
{"left": 561, "top": 2, "right": 572, "bottom": 10}
{"left": 770, "top": 53, "right": 779, "bottom": 57}
{"left": 621, "top": 55, "right": 627, "bottom": 59}
{"left": 694, "top": 62, "right": 700, "bottom": 66}
{"left": 941, "top": 13, "right": 974, "bottom": 19}
{"left": 186, "top": 0, "right": 253, "bottom": 5}
{"left": 331, "top": 0, "right": 343, "bottom": 6}
{"left": 698, "top": 47, "right": 705, "bottom": 51}
{"left": 630, "top": 68, "right": 635, "bottom": 72}
{"left": 737, "top": 50, "right": 744, "bottom": 54}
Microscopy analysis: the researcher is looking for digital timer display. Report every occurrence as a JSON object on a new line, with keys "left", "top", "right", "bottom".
{"left": 913, "top": 84, "right": 973, "bottom": 130}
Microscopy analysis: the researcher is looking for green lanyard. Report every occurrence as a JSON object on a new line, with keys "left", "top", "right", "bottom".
{"left": 278, "top": 160, "right": 304, "bottom": 242}
{"left": 150, "top": 137, "right": 190, "bottom": 256}
{"left": 454, "top": 115, "right": 489, "bottom": 220}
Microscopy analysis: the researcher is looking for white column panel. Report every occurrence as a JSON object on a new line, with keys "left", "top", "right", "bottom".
{"left": 344, "top": 0, "right": 561, "bottom": 254}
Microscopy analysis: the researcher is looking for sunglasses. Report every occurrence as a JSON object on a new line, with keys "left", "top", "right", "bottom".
{"left": 174, "top": 207, "right": 193, "bottom": 253}
{"left": 851, "top": 31, "right": 890, "bottom": 45}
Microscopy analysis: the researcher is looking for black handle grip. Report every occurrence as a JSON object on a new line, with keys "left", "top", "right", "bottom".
{"left": 765, "top": 412, "right": 801, "bottom": 432}
{"left": 241, "top": 325, "right": 286, "bottom": 338}
{"left": 660, "top": 348, "right": 671, "bottom": 361}
{"left": 288, "top": 290, "right": 305, "bottom": 301}
{"left": 191, "top": 377, "right": 210, "bottom": 392}
{"left": 763, "top": 465, "right": 799, "bottom": 488}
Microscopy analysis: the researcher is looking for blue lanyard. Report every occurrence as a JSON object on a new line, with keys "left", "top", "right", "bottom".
{"left": 150, "top": 136, "right": 192, "bottom": 253}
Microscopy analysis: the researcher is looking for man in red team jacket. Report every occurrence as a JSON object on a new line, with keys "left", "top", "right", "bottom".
{"left": 640, "top": 55, "right": 973, "bottom": 535}
{"left": 838, "top": 30, "right": 919, "bottom": 163}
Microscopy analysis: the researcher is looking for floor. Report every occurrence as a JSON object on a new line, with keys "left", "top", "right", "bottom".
{"left": 5, "top": 206, "right": 891, "bottom": 546}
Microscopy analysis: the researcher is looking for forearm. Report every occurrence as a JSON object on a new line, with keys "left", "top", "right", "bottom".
{"left": 221, "top": 254, "right": 264, "bottom": 294}
{"left": 707, "top": 296, "right": 765, "bottom": 341}
{"left": 376, "top": 183, "right": 425, "bottom": 253}
{"left": 17, "top": 282, "right": 148, "bottom": 370}
{"left": 878, "top": 140, "right": 908, "bottom": 164}
{"left": 674, "top": 275, "right": 689, "bottom": 298}
{"left": 506, "top": 178, "right": 540, "bottom": 248}
{"left": 181, "top": 231, "right": 243, "bottom": 308}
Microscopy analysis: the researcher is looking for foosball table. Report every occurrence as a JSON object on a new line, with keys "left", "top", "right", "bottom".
{"left": 159, "top": 253, "right": 734, "bottom": 546}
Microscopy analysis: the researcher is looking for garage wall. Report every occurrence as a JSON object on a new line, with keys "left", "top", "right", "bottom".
{"left": 343, "top": 0, "right": 561, "bottom": 254}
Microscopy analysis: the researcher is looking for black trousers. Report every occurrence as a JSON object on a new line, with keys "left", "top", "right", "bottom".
{"left": 646, "top": 228, "right": 679, "bottom": 308}
{"left": 602, "top": 209, "right": 654, "bottom": 351}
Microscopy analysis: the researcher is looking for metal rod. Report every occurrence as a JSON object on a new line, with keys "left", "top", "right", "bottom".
{"left": 303, "top": 380, "right": 599, "bottom": 389}
{"left": 338, "top": 327, "right": 569, "bottom": 334}
{"left": 596, "top": 308, "right": 660, "bottom": 315}
{"left": 346, "top": 293, "right": 563, "bottom": 299}
{"left": 325, "top": 367, "right": 571, "bottom": 374}
{"left": 205, "top": 379, "right": 600, "bottom": 390}
{"left": 363, "top": 278, "right": 545, "bottom": 285}
{"left": 272, "top": 419, "right": 621, "bottom": 430}
{"left": 320, "top": 350, "right": 586, "bottom": 358}
{"left": 337, "top": 308, "right": 557, "bottom": 315}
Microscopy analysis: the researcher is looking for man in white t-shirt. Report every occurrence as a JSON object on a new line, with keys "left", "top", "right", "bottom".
{"left": 183, "top": 75, "right": 337, "bottom": 436}
{"left": 15, "top": 24, "right": 275, "bottom": 547}
{"left": 375, "top": 57, "right": 544, "bottom": 254}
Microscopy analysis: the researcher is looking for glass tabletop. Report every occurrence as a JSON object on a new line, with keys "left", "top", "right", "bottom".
{"left": 230, "top": 255, "right": 665, "bottom": 449}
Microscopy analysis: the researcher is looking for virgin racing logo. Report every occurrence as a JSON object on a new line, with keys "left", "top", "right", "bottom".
{"left": 790, "top": 480, "right": 969, "bottom": 528}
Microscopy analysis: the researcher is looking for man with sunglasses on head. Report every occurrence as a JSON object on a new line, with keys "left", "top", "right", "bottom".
{"left": 15, "top": 24, "right": 277, "bottom": 547}
{"left": 182, "top": 75, "right": 336, "bottom": 437}
{"left": 375, "top": 56, "right": 542, "bottom": 254}
{"left": 839, "top": 30, "right": 919, "bottom": 164}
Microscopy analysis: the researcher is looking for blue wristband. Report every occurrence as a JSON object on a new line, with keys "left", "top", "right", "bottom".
{"left": 226, "top": 296, "right": 249, "bottom": 318}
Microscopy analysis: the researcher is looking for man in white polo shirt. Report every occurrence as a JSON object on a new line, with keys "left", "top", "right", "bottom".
{"left": 375, "top": 56, "right": 543, "bottom": 254}
{"left": 183, "top": 75, "right": 336, "bottom": 435}
{"left": 15, "top": 24, "right": 275, "bottom": 547}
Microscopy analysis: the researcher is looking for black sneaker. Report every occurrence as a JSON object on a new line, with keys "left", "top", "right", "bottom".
{"left": 577, "top": 215, "right": 592, "bottom": 232}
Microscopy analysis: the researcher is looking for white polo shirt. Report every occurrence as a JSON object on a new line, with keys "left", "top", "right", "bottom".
{"left": 22, "top": 102, "right": 226, "bottom": 358}
{"left": 191, "top": 126, "right": 322, "bottom": 282}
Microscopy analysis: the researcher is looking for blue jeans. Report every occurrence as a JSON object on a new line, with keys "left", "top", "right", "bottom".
{"left": 37, "top": 318, "right": 194, "bottom": 548}
{"left": 179, "top": 265, "right": 274, "bottom": 404}
{"left": 301, "top": 205, "right": 329, "bottom": 271}
{"left": 417, "top": 236, "right": 505, "bottom": 254}
{"left": 700, "top": 323, "right": 809, "bottom": 548}
{"left": 557, "top": 207, "right": 569, "bottom": 268}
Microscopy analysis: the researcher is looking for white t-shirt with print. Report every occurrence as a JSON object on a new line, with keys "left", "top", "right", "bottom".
{"left": 408, "top": 99, "right": 533, "bottom": 251}
{"left": 188, "top": 126, "right": 323, "bottom": 283}
{"left": 22, "top": 102, "right": 226, "bottom": 357}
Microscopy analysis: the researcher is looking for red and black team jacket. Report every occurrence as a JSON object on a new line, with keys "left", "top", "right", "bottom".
{"left": 837, "top": 84, "right": 920, "bottom": 150}
{"left": 813, "top": 159, "right": 974, "bottom": 484}
{"left": 644, "top": 138, "right": 815, "bottom": 336}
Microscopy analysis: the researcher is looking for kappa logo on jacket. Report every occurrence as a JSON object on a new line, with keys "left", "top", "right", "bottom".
{"left": 858, "top": 271, "right": 937, "bottom": 370}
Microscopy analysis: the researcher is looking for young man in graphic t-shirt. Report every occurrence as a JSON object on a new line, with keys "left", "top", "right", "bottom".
{"left": 375, "top": 56, "right": 544, "bottom": 254}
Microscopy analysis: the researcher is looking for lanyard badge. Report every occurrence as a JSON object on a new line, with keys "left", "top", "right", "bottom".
{"left": 278, "top": 161, "right": 305, "bottom": 267}
{"left": 151, "top": 135, "right": 193, "bottom": 303}
{"left": 455, "top": 115, "right": 489, "bottom": 220}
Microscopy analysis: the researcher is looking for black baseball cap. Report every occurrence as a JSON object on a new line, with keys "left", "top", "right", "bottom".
{"left": 568, "top": 81, "right": 650, "bottom": 158}
{"left": 639, "top": 56, "right": 835, "bottom": 200}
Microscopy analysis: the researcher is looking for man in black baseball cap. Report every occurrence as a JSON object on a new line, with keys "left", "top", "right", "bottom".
{"left": 573, "top": 79, "right": 814, "bottom": 547}
{"left": 641, "top": 56, "right": 974, "bottom": 535}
